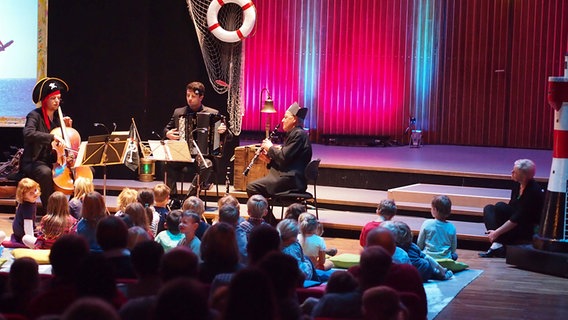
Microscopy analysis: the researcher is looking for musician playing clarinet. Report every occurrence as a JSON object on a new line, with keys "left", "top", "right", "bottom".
{"left": 163, "top": 81, "right": 232, "bottom": 198}
{"left": 246, "top": 102, "right": 312, "bottom": 199}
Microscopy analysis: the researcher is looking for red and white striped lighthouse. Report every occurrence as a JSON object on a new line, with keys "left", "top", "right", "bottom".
{"left": 534, "top": 53, "right": 568, "bottom": 252}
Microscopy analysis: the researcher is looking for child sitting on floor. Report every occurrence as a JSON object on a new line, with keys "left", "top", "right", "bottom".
{"left": 276, "top": 219, "right": 318, "bottom": 282}
{"left": 298, "top": 212, "right": 334, "bottom": 271}
{"left": 385, "top": 220, "right": 453, "bottom": 282}
{"left": 153, "top": 183, "right": 171, "bottom": 233}
{"left": 68, "top": 177, "right": 94, "bottom": 219}
{"left": 177, "top": 211, "right": 201, "bottom": 258}
{"left": 23, "top": 191, "right": 78, "bottom": 249}
{"left": 417, "top": 195, "right": 458, "bottom": 260}
{"left": 155, "top": 209, "right": 185, "bottom": 252}
{"left": 7, "top": 178, "right": 41, "bottom": 245}
{"left": 359, "top": 199, "right": 397, "bottom": 248}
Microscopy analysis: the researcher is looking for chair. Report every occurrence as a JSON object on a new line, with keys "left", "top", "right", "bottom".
{"left": 272, "top": 159, "right": 320, "bottom": 219}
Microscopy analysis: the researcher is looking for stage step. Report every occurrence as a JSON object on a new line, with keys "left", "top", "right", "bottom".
{"left": 388, "top": 183, "right": 511, "bottom": 217}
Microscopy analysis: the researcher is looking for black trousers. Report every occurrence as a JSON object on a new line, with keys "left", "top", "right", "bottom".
{"left": 483, "top": 202, "right": 530, "bottom": 245}
{"left": 165, "top": 158, "right": 214, "bottom": 196}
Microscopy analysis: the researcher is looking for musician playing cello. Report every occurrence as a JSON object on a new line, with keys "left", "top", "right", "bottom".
{"left": 163, "top": 81, "right": 232, "bottom": 197}
{"left": 246, "top": 102, "right": 312, "bottom": 199}
{"left": 21, "top": 77, "right": 74, "bottom": 210}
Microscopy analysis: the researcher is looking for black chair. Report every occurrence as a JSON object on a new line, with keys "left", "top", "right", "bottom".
{"left": 272, "top": 158, "right": 320, "bottom": 219}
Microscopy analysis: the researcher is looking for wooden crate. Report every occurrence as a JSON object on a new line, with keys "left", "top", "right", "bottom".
{"left": 233, "top": 145, "right": 270, "bottom": 191}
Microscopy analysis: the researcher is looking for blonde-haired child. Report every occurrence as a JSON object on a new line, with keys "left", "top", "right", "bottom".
{"left": 115, "top": 187, "right": 139, "bottom": 217}
{"left": 10, "top": 178, "right": 41, "bottom": 244}
{"left": 153, "top": 183, "right": 171, "bottom": 233}
{"left": 23, "top": 191, "right": 78, "bottom": 249}
{"left": 68, "top": 177, "right": 94, "bottom": 219}
{"left": 298, "top": 212, "right": 334, "bottom": 270}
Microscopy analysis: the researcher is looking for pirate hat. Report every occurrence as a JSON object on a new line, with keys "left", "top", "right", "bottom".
{"left": 286, "top": 102, "right": 308, "bottom": 120}
{"left": 32, "top": 77, "right": 69, "bottom": 104}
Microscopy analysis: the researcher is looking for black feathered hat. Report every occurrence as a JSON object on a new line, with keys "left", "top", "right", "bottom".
{"left": 32, "top": 77, "right": 69, "bottom": 104}
{"left": 286, "top": 102, "right": 308, "bottom": 120}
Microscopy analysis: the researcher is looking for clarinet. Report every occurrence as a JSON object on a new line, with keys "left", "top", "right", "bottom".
{"left": 243, "top": 123, "right": 280, "bottom": 176}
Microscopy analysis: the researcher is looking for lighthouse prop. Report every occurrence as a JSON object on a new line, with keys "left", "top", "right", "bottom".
{"left": 506, "top": 54, "right": 568, "bottom": 278}
{"left": 533, "top": 53, "right": 568, "bottom": 253}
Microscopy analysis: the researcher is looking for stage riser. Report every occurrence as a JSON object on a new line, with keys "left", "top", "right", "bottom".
{"left": 317, "top": 167, "right": 544, "bottom": 191}
{"left": 506, "top": 245, "right": 568, "bottom": 278}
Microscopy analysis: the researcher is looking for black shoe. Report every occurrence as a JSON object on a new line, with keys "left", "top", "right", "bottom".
{"left": 478, "top": 247, "right": 506, "bottom": 258}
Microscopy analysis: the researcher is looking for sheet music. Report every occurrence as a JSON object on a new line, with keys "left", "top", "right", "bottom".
{"left": 148, "top": 140, "right": 193, "bottom": 163}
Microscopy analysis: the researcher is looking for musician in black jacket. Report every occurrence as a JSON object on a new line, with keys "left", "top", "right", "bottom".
{"left": 21, "top": 77, "right": 72, "bottom": 209}
{"left": 246, "top": 102, "right": 312, "bottom": 199}
{"left": 162, "top": 82, "right": 231, "bottom": 197}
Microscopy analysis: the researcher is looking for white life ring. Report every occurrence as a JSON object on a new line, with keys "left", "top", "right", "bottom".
{"left": 207, "top": 0, "right": 256, "bottom": 43}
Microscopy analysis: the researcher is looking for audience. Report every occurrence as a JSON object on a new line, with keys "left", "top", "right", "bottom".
{"left": 127, "top": 240, "right": 164, "bottom": 299}
{"left": 61, "top": 297, "right": 121, "bottom": 320}
{"left": 23, "top": 190, "right": 78, "bottom": 249}
{"left": 68, "top": 177, "right": 94, "bottom": 219}
{"left": 152, "top": 183, "right": 171, "bottom": 233}
{"left": 96, "top": 215, "right": 135, "bottom": 279}
{"left": 362, "top": 286, "right": 409, "bottom": 320}
{"left": 123, "top": 202, "right": 153, "bottom": 238}
{"left": 137, "top": 189, "right": 160, "bottom": 237}
{"left": 360, "top": 199, "right": 397, "bottom": 247}
{"left": 177, "top": 211, "right": 202, "bottom": 257}
{"left": 182, "top": 196, "right": 210, "bottom": 239}
{"left": 76, "top": 191, "right": 108, "bottom": 252}
{"left": 417, "top": 195, "right": 458, "bottom": 260}
{"left": 199, "top": 222, "right": 243, "bottom": 283}
{"left": 154, "top": 209, "right": 185, "bottom": 252}
{"left": 298, "top": 212, "right": 334, "bottom": 271}
{"left": 276, "top": 218, "right": 317, "bottom": 282}
{"left": 0, "top": 257, "right": 39, "bottom": 316}
{"left": 218, "top": 204, "right": 248, "bottom": 263}
{"left": 239, "top": 194, "right": 270, "bottom": 239}
{"left": 222, "top": 268, "right": 278, "bottom": 320}
{"left": 114, "top": 187, "right": 138, "bottom": 217}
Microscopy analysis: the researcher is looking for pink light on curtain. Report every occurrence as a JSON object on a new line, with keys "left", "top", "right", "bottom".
{"left": 242, "top": 0, "right": 418, "bottom": 139}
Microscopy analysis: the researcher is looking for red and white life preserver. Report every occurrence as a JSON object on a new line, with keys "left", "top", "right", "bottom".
{"left": 207, "top": 0, "right": 256, "bottom": 43}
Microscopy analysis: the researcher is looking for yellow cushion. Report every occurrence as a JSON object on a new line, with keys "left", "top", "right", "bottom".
{"left": 436, "top": 258, "right": 469, "bottom": 272}
{"left": 329, "top": 253, "right": 360, "bottom": 269}
{"left": 11, "top": 248, "right": 51, "bottom": 264}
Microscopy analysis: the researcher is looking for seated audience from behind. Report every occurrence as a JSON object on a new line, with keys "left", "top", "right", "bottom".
{"left": 417, "top": 195, "right": 458, "bottom": 260}
{"left": 75, "top": 253, "right": 126, "bottom": 310}
{"left": 298, "top": 212, "right": 334, "bottom": 271}
{"left": 219, "top": 204, "right": 248, "bottom": 263}
{"left": 177, "top": 211, "right": 201, "bottom": 257}
{"left": 257, "top": 251, "right": 305, "bottom": 320}
{"left": 386, "top": 220, "right": 452, "bottom": 282}
{"left": 216, "top": 194, "right": 242, "bottom": 224}
{"left": 153, "top": 278, "right": 213, "bottom": 320}
{"left": 68, "top": 177, "right": 94, "bottom": 219}
{"left": 0, "top": 257, "right": 40, "bottom": 316}
{"left": 366, "top": 221, "right": 411, "bottom": 264}
{"left": 240, "top": 194, "right": 270, "bottom": 239}
{"left": 360, "top": 199, "right": 397, "bottom": 248}
{"left": 62, "top": 297, "right": 120, "bottom": 320}
{"left": 23, "top": 191, "right": 78, "bottom": 249}
{"left": 276, "top": 218, "right": 317, "bottom": 282}
{"left": 351, "top": 226, "right": 427, "bottom": 320}
{"left": 127, "top": 240, "right": 164, "bottom": 299}
{"left": 137, "top": 189, "right": 160, "bottom": 237}
{"left": 198, "top": 222, "right": 243, "bottom": 283}
{"left": 127, "top": 226, "right": 153, "bottom": 250}
{"left": 247, "top": 224, "right": 281, "bottom": 266}
{"left": 222, "top": 267, "right": 278, "bottom": 320}
{"left": 123, "top": 202, "right": 153, "bottom": 239}
{"left": 301, "top": 270, "right": 359, "bottom": 315}
{"left": 155, "top": 209, "right": 185, "bottom": 252}
{"left": 96, "top": 215, "right": 136, "bottom": 279}
{"left": 153, "top": 183, "right": 171, "bottom": 233}
{"left": 362, "top": 286, "right": 409, "bottom": 320}
{"left": 28, "top": 234, "right": 90, "bottom": 319}
{"left": 114, "top": 187, "right": 138, "bottom": 217}
{"left": 182, "top": 196, "right": 210, "bottom": 239}
{"left": 312, "top": 246, "right": 393, "bottom": 319}
{"left": 76, "top": 191, "right": 108, "bottom": 252}
{"left": 284, "top": 202, "right": 307, "bottom": 220}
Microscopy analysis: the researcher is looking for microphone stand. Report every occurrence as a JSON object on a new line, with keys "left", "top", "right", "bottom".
{"left": 188, "top": 133, "right": 210, "bottom": 200}
{"left": 94, "top": 123, "right": 112, "bottom": 200}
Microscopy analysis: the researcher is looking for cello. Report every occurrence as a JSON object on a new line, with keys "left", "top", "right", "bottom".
{"left": 51, "top": 106, "right": 93, "bottom": 194}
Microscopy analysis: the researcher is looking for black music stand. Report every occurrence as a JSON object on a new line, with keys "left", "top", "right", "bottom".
{"left": 148, "top": 140, "right": 193, "bottom": 206}
{"left": 76, "top": 131, "right": 129, "bottom": 199}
